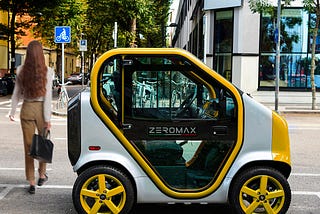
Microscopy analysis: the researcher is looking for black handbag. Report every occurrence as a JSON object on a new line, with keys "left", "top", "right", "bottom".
{"left": 29, "top": 129, "right": 54, "bottom": 163}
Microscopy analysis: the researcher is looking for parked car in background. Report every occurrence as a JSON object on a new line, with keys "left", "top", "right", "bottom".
{"left": 67, "top": 73, "right": 88, "bottom": 85}
{"left": 0, "top": 78, "right": 8, "bottom": 96}
{"left": 0, "top": 73, "right": 15, "bottom": 95}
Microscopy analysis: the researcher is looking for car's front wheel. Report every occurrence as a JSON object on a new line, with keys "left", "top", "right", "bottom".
{"left": 72, "top": 165, "right": 135, "bottom": 214}
{"left": 229, "top": 166, "right": 291, "bottom": 214}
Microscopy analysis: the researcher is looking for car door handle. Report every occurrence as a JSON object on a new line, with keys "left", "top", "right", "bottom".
{"left": 212, "top": 126, "right": 227, "bottom": 136}
{"left": 122, "top": 123, "right": 132, "bottom": 130}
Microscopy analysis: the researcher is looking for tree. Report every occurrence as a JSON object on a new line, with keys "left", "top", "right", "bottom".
{"left": 0, "top": 0, "right": 59, "bottom": 74}
{"left": 31, "top": 0, "right": 86, "bottom": 76}
{"left": 137, "top": 0, "right": 171, "bottom": 47}
{"left": 83, "top": 0, "right": 171, "bottom": 70}
{"left": 1, "top": 0, "right": 172, "bottom": 75}
{"left": 83, "top": 0, "right": 115, "bottom": 71}
{"left": 304, "top": 0, "right": 320, "bottom": 109}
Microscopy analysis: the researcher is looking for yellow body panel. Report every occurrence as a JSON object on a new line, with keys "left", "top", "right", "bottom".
{"left": 272, "top": 112, "right": 291, "bottom": 165}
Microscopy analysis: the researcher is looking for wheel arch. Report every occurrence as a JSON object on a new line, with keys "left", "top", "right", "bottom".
{"left": 76, "top": 160, "right": 138, "bottom": 202}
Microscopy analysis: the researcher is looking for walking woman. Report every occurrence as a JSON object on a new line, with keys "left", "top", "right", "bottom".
{"left": 9, "top": 40, "right": 53, "bottom": 194}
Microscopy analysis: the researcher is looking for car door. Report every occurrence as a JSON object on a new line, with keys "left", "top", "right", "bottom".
{"left": 118, "top": 54, "right": 239, "bottom": 190}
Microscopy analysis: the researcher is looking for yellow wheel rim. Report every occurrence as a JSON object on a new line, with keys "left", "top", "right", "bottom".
{"left": 239, "top": 175, "right": 285, "bottom": 214}
{"left": 80, "top": 174, "right": 127, "bottom": 214}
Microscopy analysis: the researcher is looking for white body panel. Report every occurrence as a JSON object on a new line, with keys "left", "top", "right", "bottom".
{"left": 73, "top": 91, "right": 275, "bottom": 204}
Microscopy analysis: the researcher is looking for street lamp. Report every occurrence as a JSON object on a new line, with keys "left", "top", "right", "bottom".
{"left": 165, "top": 23, "right": 179, "bottom": 48}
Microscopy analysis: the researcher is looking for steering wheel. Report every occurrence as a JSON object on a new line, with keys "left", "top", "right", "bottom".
{"left": 175, "top": 87, "right": 197, "bottom": 117}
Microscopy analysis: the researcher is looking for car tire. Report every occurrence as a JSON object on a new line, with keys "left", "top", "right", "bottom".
{"left": 72, "top": 165, "right": 135, "bottom": 214}
{"left": 229, "top": 166, "right": 291, "bottom": 214}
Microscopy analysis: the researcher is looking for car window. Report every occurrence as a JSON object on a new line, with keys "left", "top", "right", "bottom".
{"left": 97, "top": 57, "right": 121, "bottom": 124}
{"left": 122, "top": 56, "right": 235, "bottom": 121}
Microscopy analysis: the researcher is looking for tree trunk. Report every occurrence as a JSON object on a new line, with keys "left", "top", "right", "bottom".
{"left": 9, "top": 2, "right": 16, "bottom": 74}
{"left": 130, "top": 18, "right": 137, "bottom": 48}
{"left": 311, "top": 11, "right": 320, "bottom": 110}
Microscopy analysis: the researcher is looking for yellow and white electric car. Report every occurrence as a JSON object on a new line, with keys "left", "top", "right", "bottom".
{"left": 67, "top": 48, "right": 291, "bottom": 214}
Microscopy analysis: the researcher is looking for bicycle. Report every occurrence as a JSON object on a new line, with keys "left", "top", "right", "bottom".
{"left": 133, "top": 79, "right": 157, "bottom": 108}
{"left": 171, "top": 80, "right": 184, "bottom": 107}
{"left": 56, "top": 82, "right": 70, "bottom": 110}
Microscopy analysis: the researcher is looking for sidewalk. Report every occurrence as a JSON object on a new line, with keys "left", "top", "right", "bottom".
{"left": 51, "top": 87, "right": 68, "bottom": 116}
{"left": 250, "top": 91, "right": 320, "bottom": 113}
{"left": 51, "top": 91, "right": 320, "bottom": 116}
{"left": 52, "top": 102, "right": 68, "bottom": 116}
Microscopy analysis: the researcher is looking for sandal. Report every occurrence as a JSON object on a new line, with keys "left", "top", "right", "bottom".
{"left": 37, "top": 174, "right": 48, "bottom": 186}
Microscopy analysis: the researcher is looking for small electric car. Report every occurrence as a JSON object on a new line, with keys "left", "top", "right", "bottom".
{"left": 67, "top": 48, "right": 291, "bottom": 214}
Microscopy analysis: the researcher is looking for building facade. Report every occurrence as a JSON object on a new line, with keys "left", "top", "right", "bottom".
{"left": 172, "top": 0, "right": 320, "bottom": 93}
{"left": 0, "top": 11, "right": 9, "bottom": 76}
{"left": 0, "top": 10, "right": 78, "bottom": 78}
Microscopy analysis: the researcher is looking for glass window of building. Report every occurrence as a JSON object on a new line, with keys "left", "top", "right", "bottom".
{"left": 214, "top": 10, "right": 233, "bottom": 82}
{"left": 259, "top": 8, "right": 320, "bottom": 90}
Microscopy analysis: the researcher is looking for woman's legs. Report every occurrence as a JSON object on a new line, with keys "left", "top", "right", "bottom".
{"left": 20, "top": 119, "right": 36, "bottom": 186}
{"left": 34, "top": 103, "right": 47, "bottom": 179}
{"left": 20, "top": 102, "right": 47, "bottom": 188}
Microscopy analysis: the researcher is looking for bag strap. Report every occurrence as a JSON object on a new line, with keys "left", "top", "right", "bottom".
{"left": 41, "top": 129, "right": 50, "bottom": 139}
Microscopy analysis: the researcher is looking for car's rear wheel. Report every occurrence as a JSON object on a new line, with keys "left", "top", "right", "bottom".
{"left": 229, "top": 166, "right": 291, "bottom": 214}
{"left": 72, "top": 165, "right": 135, "bottom": 214}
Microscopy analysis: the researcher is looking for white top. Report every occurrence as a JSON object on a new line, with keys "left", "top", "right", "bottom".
{"left": 9, "top": 66, "right": 53, "bottom": 122}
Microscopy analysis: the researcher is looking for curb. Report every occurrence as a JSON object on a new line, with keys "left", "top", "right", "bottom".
{"left": 52, "top": 108, "right": 67, "bottom": 116}
{"left": 279, "top": 110, "right": 320, "bottom": 114}
{"left": 52, "top": 111, "right": 67, "bottom": 116}
{"left": 52, "top": 98, "right": 67, "bottom": 116}
{"left": 261, "top": 104, "right": 320, "bottom": 114}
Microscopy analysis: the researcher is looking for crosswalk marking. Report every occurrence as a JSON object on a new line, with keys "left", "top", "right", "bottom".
{"left": 291, "top": 173, "right": 320, "bottom": 177}
{"left": 0, "top": 186, "right": 14, "bottom": 200}
{"left": 292, "top": 191, "right": 320, "bottom": 199}
{"left": 0, "top": 184, "right": 73, "bottom": 200}
{"left": 0, "top": 168, "right": 53, "bottom": 171}
{"left": 0, "top": 101, "right": 12, "bottom": 105}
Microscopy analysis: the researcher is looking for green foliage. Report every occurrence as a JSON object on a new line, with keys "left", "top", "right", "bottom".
{"left": 1, "top": 0, "right": 171, "bottom": 55}
{"left": 138, "top": 0, "right": 171, "bottom": 47}
{"left": 248, "top": 0, "right": 293, "bottom": 17}
{"left": 32, "top": 0, "right": 86, "bottom": 50}
{"left": 303, "top": 0, "right": 317, "bottom": 13}
{"left": 248, "top": 0, "right": 274, "bottom": 15}
{"left": 83, "top": 0, "right": 171, "bottom": 57}
{"left": 300, "top": 57, "right": 320, "bottom": 75}
{"left": 0, "top": 0, "right": 58, "bottom": 40}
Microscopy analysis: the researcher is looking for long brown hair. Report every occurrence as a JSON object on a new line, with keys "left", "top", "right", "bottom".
{"left": 20, "top": 40, "right": 47, "bottom": 99}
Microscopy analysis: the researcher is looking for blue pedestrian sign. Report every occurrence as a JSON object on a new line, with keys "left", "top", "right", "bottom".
{"left": 55, "top": 26, "right": 71, "bottom": 43}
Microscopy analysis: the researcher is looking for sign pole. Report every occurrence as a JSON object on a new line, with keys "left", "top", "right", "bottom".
{"left": 79, "top": 39, "right": 87, "bottom": 87}
{"left": 81, "top": 51, "right": 84, "bottom": 86}
{"left": 114, "top": 22, "right": 117, "bottom": 48}
{"left": 275, "top": 0, "right": 281, "bottom": 112}
{"left": 54, "top": 26, "right": 71, "bottom": 109}
{"left": 62, "top": 43, "right": 65, "bottom": 85}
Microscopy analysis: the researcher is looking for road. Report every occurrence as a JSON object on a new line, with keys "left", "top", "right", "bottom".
{"left": 0, "top": 87, "right": 319, "bottom": 213}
